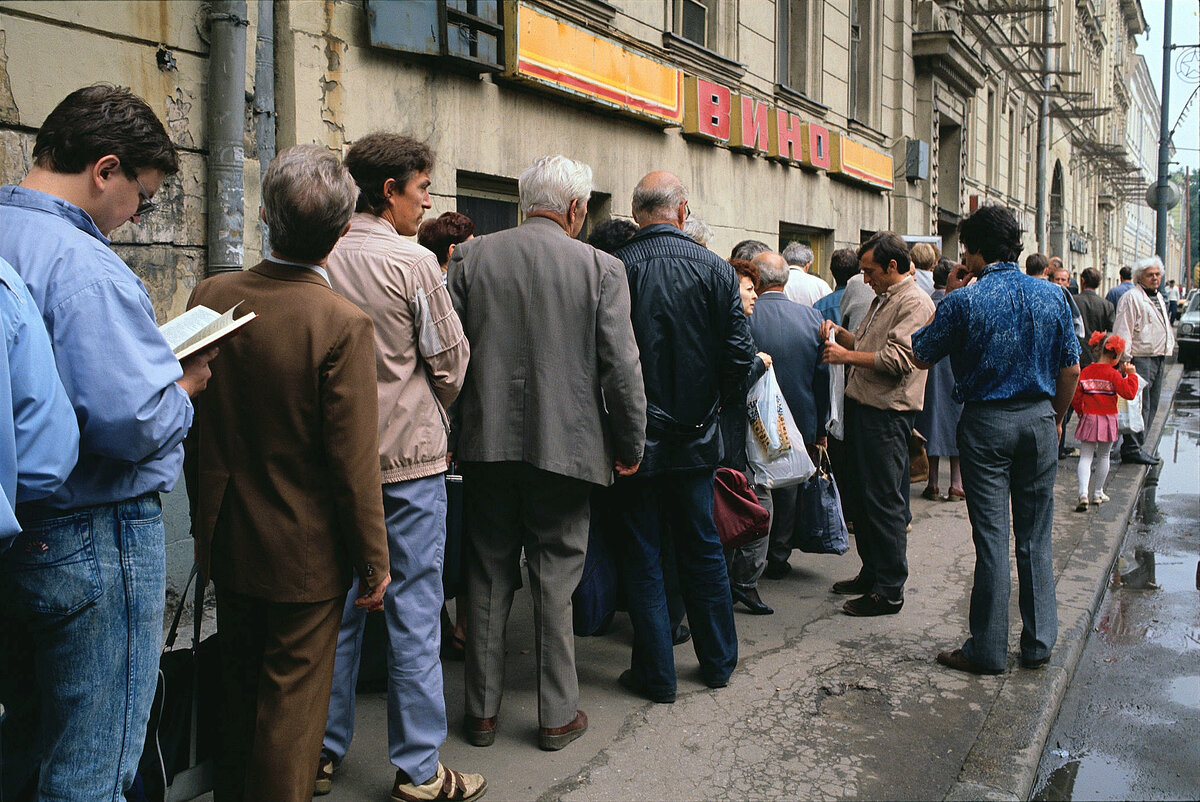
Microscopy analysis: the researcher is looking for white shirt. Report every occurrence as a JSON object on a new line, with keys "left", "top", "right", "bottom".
{"left": 783, "top": 265, "right": 832, "bottom": 307}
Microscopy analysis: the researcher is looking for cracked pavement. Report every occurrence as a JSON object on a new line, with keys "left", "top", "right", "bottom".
{"left": 192, "top": 367, "right": 1184, "bottom": 802}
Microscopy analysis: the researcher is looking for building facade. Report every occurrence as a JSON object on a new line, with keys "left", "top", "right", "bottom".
{"left": 0, "top": 0, "right": 1182, "bottom": 580}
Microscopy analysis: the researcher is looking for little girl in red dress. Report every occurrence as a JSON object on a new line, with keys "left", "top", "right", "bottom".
{"left": 1071, "top": 331, "right": 1140, "bottom": 512}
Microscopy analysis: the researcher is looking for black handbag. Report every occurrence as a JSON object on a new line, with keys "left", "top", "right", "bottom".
{"left": 133, "top": 565, "right": 220, "bottom": 802}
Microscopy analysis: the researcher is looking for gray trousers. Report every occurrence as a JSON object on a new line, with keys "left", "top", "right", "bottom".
{"left": 461, "top": 461, "right": 591, "bottom": 730}
{"left": 1121, "top": 355, "right": 1165, "bottom": 454}
{"left": 727, "top": 484, "right": 773, "bottom": 590}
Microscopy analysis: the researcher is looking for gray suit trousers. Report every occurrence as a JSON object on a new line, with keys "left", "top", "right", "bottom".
{"left": 461, "top": 461, "right": 592, "bottom": 729}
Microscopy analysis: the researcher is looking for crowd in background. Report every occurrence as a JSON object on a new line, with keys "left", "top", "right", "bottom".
{"left": 0, "top": 84, "right": 1179, "bottom": 802}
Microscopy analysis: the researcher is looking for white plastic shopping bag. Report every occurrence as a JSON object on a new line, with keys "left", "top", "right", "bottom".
{"left": 1116, "top": 373, "right": 1144, "bottom": 434}
{"left": 745, "top": 366, "right": 816, "bottom": 489}
{"left": 826, "top": 331, "right": 846, "bottom": 441}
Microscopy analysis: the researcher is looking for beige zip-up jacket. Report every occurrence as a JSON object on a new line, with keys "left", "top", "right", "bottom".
{"left": 327, "top": 213, "right": 469, "bottom": 483}
{"left": 1113, "top": 285, "right": 1175, "bottom": 358}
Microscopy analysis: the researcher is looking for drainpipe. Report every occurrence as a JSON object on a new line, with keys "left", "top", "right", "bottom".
{"left": 252, "top": 0, "right": 276, "bottom": 258}
{"left": 1035, "top": 5, "right": 1053, "bottom": 254}
{"left": 206, "top": 0, "right": 249, "bottom": 275}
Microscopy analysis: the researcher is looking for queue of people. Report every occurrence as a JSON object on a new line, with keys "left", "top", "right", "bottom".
{"left": 2, "top": 82, "right": 1175, "bottom": 802}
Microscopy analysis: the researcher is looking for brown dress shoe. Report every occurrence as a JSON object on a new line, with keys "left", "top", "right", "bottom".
{"left": 463, "top": 715, "right": 498, "bottom": 747}
{"left": 936, "top": 648, "right": 1003, "bottom": 675}
{"left": 538, "top": 710, "right": 587, "bottom": 751}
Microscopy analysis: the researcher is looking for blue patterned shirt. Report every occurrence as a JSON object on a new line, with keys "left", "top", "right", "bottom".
{"left": 912, "top": 262, "right": 1080, "bottom": 403}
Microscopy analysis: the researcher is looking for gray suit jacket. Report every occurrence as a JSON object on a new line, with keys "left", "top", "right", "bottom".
{"left": 447, "top": 216, "right": 646, "bottom": 486}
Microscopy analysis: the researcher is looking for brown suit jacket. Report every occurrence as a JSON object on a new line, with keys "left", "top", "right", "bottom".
{"left": 184, "top": 261, "right": 388, "bottom": 603}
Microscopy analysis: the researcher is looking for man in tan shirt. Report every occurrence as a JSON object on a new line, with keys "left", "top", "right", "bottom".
{"left": 819, "top": 231, "right": 934, "bottom": 616}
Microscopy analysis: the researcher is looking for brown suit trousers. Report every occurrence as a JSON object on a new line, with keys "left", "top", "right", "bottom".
{"left": 212, "top": 590, "right": 342, "bottom": 802}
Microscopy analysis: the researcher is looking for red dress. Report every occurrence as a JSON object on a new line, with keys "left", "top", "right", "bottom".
{"left": 1071, "top": 362, "right": 1140, "bottom": 443}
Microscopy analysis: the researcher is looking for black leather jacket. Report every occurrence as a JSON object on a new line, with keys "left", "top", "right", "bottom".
{"left": 615, "top": 224, "right": 757, "bottom": 475}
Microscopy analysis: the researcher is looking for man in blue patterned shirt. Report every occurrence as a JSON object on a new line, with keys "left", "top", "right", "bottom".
{"left": 912, "top": 205, "right": 1080, "bottom": 675}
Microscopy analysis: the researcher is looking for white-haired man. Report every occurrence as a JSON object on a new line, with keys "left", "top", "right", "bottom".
{"left": 448, "top": 155, "right": 646, "bottom": 752}
{"left": 782, "top": 241, "right": 832, "bottom": 306}
{"left": 1113, "top": 256, "right": 1174, "bottom": 464}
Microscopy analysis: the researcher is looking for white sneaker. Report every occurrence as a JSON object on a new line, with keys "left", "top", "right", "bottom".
{"left": 1075, "top": 496, "right": 1089, "bottom": 512}
{"left": 1090, "top": 491, "right": 1110, "bottom": 505}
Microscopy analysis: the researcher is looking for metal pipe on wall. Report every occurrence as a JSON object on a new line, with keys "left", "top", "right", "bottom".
{"left": 253, "top": 0, "right": 276, "bottom": 258}
{"left": 206, "top": 0, "right": 249, "bottom": 276}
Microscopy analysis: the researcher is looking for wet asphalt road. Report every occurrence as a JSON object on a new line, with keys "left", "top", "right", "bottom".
{"left": 1031, "top": 370, "right": 1200, "bottom": 801}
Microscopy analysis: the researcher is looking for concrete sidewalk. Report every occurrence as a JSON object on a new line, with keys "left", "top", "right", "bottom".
{"left": 192, "top": 366, "right": 1183, "bottom": 802}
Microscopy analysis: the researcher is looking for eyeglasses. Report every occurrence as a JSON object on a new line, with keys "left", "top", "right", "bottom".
{"left": 133, "top": 175, "right": 157, "bottom": 217}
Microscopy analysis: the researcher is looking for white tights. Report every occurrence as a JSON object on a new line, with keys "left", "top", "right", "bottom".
{"left": 1077, "top": 441, "right": 1111, "bottom": 499}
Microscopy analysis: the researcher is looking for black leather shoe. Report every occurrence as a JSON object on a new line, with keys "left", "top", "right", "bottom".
{"left": 1020, "top": 654, "right": 1051, "bottom": 669}
{"left": 937, "top": 648, "right": 1003, "bottom": 675}
{"left": 762, "top": 559, "right": 792, "bottom": 580}
{"left": 731, "top": 586, "right": 774, "bottom": 615}
{"left": 1121, "top": 449, "right": 1159, "bottom": 465}
{"left": 831, "top": 574, "right": 872, "bottom": 595}
{"left": 842, "top": 593, "right": 903, "bottom": 616}
{"left": 618, "top": 669, "right": 676, "bottom": 703}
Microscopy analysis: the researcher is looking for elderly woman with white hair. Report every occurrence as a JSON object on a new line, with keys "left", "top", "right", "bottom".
{"left": 1112, "top": 255, "right": 1175, "bottom": 464}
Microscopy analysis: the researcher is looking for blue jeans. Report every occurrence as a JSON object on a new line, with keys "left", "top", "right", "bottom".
{"left": 613, "top": 470, "right": 737, "bottom": 696}
{"left": 0, "top": 494, "right": 165, "bottom": 801}
{"left": 957, "top": 399, "right": 1058, "bottom": 671}
{"left": 323, "top": 476, "right": 446, "bottom": 785}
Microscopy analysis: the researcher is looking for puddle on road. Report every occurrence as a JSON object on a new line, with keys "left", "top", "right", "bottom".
{"left": 1033, "top": 752, "right": 1137, "bottom": 801}
{"left": 1167, "top": 675, "right": 1199, "bottom": 709}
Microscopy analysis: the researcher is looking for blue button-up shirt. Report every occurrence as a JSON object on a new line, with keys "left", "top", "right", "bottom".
{"left": 1, "top": 257, "right": 79, "bottom": 543}
{"left": 912, "top": 261, "right": 1080, "bottom": 403}
{"left": 0, "top": 185, "right": 192, "bottom": 510}
{"left": 813, "top": 286, "right": 845, "bottom": 324}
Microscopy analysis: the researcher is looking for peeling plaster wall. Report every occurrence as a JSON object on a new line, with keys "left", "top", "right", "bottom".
{"left": 0, "top": 0, "right": 263, "bottom": 593}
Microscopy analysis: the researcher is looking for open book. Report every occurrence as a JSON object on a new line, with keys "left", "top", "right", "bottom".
{"left": 159, "top": 301, "right": 257, "bottom": 360}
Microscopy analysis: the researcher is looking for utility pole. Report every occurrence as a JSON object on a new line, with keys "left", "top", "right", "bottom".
{"left": 1154, "top": 0, "right": 1174, "bottom": 261}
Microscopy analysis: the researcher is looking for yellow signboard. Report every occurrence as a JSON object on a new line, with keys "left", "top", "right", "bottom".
{"left": 829, "top": 134, "right": 894, "bottom": 191}
{"left": 505, "top": 3, "right": 684, "bottom": 126}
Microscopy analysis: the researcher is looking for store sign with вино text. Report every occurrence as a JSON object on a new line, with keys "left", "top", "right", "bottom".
{"left": 504, "top": 3, "right": 892, "bottom": 192}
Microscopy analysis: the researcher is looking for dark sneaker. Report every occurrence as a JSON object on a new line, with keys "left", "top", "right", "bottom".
{"left": 842, "top": 593, "right": 903, "bottom": 616}
{"left": 831, "top": 574, "right": 872, "bottom": 595}
{"left": 391, "top": 762, "right": 487, "bottom": 802}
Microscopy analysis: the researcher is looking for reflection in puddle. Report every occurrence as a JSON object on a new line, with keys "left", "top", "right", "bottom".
{"left": 1167, "top": 675, "right": 1199, "bottom": 709}
{"left": 1033, "top": 753, "right": 1136, "bottom": 801}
